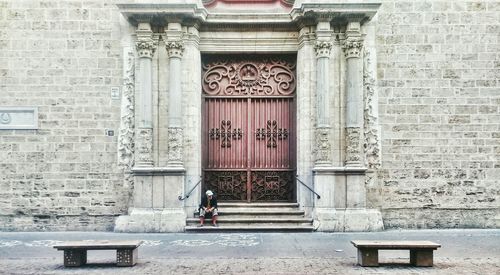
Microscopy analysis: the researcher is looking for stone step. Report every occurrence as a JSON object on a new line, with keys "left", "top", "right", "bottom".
{"left": 186, "top": 217, "right": 312, "bottom": 224}
{"left": 218, "top": 202, "right": 300, "bottom": 208}
{"left": 217, "top": 209, "right": 305, "bottom": 215}
{"left": 185, "top": 224, "right": 314, "bottom": 232}
{"left": 188, "top": 202, "right": 312, "bottom": 232}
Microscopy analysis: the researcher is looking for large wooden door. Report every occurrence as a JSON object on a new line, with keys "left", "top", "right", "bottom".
{"left": 202, "top": 55, "right": 296, "bottom": 202}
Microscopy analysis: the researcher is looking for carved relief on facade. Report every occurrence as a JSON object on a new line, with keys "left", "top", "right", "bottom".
{"left": 314, "top": 41, "right": 333, "bottom": 58}
{"left": 118, "top": 49, "right": 136, "bottom": 171}
{"left": 136, "top": 127, "right": 153, "bottom": 166}
{"left": 345, "top": 126, "right": 362, "bottom": 164}
{"left": 167, "top": 127, "right": 183, "bottom": 163}
{"left": 202, "top": 56, "right": 296, "bottom": 96}
{"left": 363, "top": 49, "right": 381, "bottom": 169}
{"left": 342, "top": 37, "right": 363, "bottom": 59}
{"left": 165, "top": 41, "right": 185, "bottom": 58}
{"left": 314, "top": 127, "right": 332, "bottom": 163}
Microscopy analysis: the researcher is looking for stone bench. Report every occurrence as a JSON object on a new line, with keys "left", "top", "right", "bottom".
{"left": 53, "top": 240, "right": 142, "bottom": 267}
{"left": 351, "top": 240, "right": 441, "bottom": 267}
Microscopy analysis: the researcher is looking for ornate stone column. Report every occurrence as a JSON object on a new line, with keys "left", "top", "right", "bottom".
{"left": 343, "top": 21, "right": 364, "bottom": 168}
{"left": 135, "top": 22, "right": 156, "bottom": 167}
{"left": 296, "top": 22, "right": 317, "bottom": 217}
{"left": 314, "top": 21, "right": 333, "bottom": 167}
{"left": 165, "top": 22, "right": 185, "bottom": 168}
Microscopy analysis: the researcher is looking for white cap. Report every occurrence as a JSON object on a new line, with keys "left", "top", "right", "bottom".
{"left": 206, "top": 190, "right": 213, "bottom": 196}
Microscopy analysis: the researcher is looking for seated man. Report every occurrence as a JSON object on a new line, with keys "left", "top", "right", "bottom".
{"left": 199, "top": 190, "right": 218, "bottom": 227}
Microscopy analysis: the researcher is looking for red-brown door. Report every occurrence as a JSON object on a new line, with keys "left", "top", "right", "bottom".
{"left": 202, "top": 54, "right": 296, "bottom": 202}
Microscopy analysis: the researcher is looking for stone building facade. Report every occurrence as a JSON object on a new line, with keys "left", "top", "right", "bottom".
{"left": 0, "top": 0, "right": 498, "bottom": 231}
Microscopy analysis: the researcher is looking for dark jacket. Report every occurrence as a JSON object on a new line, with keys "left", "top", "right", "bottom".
{"left": 199, "top": 195, "right": 218, "bottom": 210}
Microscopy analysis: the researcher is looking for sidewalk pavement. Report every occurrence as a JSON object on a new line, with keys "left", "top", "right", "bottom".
{"left": 0, "top": 229, "right": 499, "bottom": 274}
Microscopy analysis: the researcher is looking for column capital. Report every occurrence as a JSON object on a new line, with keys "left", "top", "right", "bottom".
{"left": 314, "top": 41, "right": 333, "bottom": 58}
{"left": 135, "top": 23, "right": 156, "bottom": 59}
{"left": 343, "top": 21, "right": 364, "bottom": 59}
{"left": 342, "top": 37, "right": 364, "bottom": 59}
{"left": 165, "top": 40, "right": 185, "bottom": 58}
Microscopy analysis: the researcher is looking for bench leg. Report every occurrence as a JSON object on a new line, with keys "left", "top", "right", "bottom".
{"left": 357, "top": 248, "right": 379, "bottom": 267}
{"left": 410, "top": 249, "right": 434, "bottom": 267}
{"left": 117, "top": 248, "right": 138, "bottom": 267}
{"left": 63, "top": 249, "right": 87, "bottom": 267}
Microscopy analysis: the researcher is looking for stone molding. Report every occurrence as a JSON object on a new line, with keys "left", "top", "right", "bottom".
{"left": 165, "top": 41, "right": 185, "bottom": 58}
{"left": 363, "top": 49, "right": 381, "bottom": 170}
{"left": 345, "top": 126, "right": 362, "bottom": 166}
{"left": 167, "top": 127, "right": 184, "bottom": 166}
{"left": 118, "top": 3, "right": 381, "bottom": 28}
{"left": 118, "top": 49, "right": 136, "bottom": 171}
{"left": 135, "top": 127, "right": 153, "bottom": 166}
{"left": 314, "top": 41, "right": 332, "bottom": 58}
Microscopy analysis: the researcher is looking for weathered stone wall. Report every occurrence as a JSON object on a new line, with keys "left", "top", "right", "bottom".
{"left": 370, "top": 0, "right": 500, "bottom": 228}
{"left": 0, "top": 0, "right": 128, "bottom": 230}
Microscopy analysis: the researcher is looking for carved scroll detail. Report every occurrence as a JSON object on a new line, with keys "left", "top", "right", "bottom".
{"left": 168, "top": 127, "right": 183, "bottom": 163}
{"left": 363, "top": 49, "right": 381, "bottom": 169}
{"left": 118, "top": 49, "right": 135, "bottom": 173}
{"left": 136, "top": 128, "right": 153, "bottom": 166}
{"left": 345, "top": 126, "right": 362, "bottom": 164}
{"left": 314, "top": 127, "right": 331, "bottom": 163}
{"left": 202, "top": 57, "right": 296, "bottom": 96}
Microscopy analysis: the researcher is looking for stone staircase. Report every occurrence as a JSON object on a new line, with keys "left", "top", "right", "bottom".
{"left": 185, "top": 202, "right": 314, "bottom": 232}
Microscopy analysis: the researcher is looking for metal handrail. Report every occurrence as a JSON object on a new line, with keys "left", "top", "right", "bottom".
{"left": 296, "top": 175, "right": 320, "bottom": 199}
{"left": 178, "top": 177, "right": 202, "bottom": 201}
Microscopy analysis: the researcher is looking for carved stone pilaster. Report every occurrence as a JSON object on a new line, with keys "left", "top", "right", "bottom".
{"left": 165, "top": 41, "right": 185, "bottom": 58}
{"left": 314, "top": 41, "right": 332, "bottom": 58}
{"left": 167, "top": 127, "right": 183, "bottom": 166}
{"left": 315, "top": 127, "right": 332, "bottom": 164}
{"left": 342, "top": 37, "right": 363, "bottom": 59}
{"left": 345, "top": 126, "right": 362, "bottom": 166}
{"left": 135, "top": 128, "right": 153, "bottom": 166}
{"left": 118, "top": 49, "right": 135, "bottom": 173}
{"left": 363, "top": 49, "right": 381, "bottom": 169}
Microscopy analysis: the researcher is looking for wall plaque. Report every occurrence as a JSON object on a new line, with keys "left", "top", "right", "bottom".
{"left": 0, "top": 107, "right": 38, "bottom": 130}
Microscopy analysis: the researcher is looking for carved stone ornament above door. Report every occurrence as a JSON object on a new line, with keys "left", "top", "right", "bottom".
{"left": 202, "top": 57, "right": 296, "bottom": 96}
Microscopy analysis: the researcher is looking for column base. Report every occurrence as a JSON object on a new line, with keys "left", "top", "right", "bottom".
{"left": 114, "top": 208, "right": 185, "bottom": 233}
{"left": 314, "top": 208, "right": 384, "bottom": 232}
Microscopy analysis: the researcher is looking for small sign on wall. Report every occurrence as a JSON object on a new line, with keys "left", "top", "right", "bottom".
{"left": 0, "top": 107, "right": 38, "bottom": 130}
{"left": 111, "top": 87, "right": 121, "bottom": 100}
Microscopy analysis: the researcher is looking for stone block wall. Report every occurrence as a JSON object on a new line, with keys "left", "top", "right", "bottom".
{"left": 370, "top": 0, "right": 500, "bottom": 228}
{"left": 0, "top": 0, "right": 128, "bottom": 230}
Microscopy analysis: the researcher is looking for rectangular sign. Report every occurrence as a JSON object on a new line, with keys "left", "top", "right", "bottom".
{"left": 0, "top": 107, "right": 38, "bottom": 130}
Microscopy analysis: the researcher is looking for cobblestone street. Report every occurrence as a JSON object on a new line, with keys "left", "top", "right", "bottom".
{"left": 0, "top": 229, "right": 498, "bottom": 274}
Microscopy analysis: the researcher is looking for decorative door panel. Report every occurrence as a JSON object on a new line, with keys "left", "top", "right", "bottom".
{"left": 202, "top": 54, "right": 296, "bottom": 202}
{"left": 205, "top": 98, "right": 247, "bottom": 169}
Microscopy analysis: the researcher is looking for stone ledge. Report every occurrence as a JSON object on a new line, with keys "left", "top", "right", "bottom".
{"left": 132, "top": 166, "right": 186, "bottom": 175}
{"left": 114, "top": 208, "right": 186, "bottom": 233}
{"left": 314, "top": 208, "right": 384, "bottom": 232}
{"left": 313, "top": 166, "right": 367, "bottom": 174}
